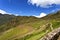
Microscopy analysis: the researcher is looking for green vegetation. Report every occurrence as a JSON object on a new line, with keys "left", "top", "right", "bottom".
{"left": 0, "top": 11, "right": 60, "bottom": 40}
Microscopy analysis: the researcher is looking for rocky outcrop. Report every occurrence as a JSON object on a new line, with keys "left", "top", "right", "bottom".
{"left": 40, "top": 27, "right": 60, "bottom": 40}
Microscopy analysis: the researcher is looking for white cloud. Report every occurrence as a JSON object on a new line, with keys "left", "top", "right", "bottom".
{"left": 0, "top": 9, "right": 7, "bottom": 14}
{"left": 0, "top": 9, "right": 13, "bottom": 15}
{"left": 28, "top": 0, "right": 60, "bottom": 8}
{"left": 14, "top": 14, "right": 19, "bottom": 16}
{"left": 0, "top": 9, "right": 19, "bottom": 16}
{"left": 33, "top": 13, "right": 47, "bottom": 18}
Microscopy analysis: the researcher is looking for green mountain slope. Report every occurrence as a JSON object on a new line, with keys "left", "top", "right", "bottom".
{"left": 0, "top": 11, "right": 60, "bottom": 40}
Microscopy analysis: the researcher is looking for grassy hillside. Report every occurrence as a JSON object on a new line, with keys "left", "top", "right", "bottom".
{"left": 0, "top": 11, "right": 60, "bottom": 40}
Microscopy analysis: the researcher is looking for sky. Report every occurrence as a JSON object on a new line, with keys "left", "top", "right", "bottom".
{"left": 0, "top": 0, "right": 60, "bottom": 18}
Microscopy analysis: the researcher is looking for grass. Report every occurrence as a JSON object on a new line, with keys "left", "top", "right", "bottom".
{"left": 0, "top": 20, "right": 60, "bottom": 40}
{"left": 25, "top": 24, "right": 52, "bottom": 40}
{"left": 15, "top": 22, "right": 52, "bottom": 40}
{"left": 26, "top": 29, "right": 50, "bottom": 40}
{"left": 0, "top": 12, "right": 60, "bottom": 40}
{"left": 52, "top": 21, "right": 60, "bottom": 29}
{"left": 0, "top": 26, "right": 33, "bottom": 40}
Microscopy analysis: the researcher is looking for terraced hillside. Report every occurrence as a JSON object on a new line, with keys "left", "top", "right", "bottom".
{"left": 0, "top": 11, "right": 60, "bottom": 40}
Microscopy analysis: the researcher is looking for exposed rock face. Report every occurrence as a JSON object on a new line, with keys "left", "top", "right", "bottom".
{"left": 40, "top": 27, "right": 60, "bottom": 40}
{"left": 57, "top": 35, "right": 60, "bottom": 40}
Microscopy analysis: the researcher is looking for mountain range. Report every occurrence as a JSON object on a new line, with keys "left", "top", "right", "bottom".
{"left": 0, "top": 11, "right": 60, "bottom": 40}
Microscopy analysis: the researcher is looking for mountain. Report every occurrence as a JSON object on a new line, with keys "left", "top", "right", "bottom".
{"left": 0, "top": 11, "right": 60, "bottom": 40}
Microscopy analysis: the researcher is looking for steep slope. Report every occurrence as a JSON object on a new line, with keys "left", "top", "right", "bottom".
{"left": 0, "top": 13, "right": 15, "bottom": 32}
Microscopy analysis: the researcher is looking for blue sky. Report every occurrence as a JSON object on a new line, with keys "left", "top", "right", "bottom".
{"left": 0, "top": 0, "right": 60, "bottom": 17}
